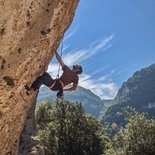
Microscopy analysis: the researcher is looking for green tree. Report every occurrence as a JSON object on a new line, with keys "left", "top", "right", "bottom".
{"left": 35, "top": 100, "right": 53, "bottom": 129}
{"left": 105, "top": 113, "right": 155, "bottom": 155}
{"left": 36, "top": 100, "right": 105, "bottom": 155}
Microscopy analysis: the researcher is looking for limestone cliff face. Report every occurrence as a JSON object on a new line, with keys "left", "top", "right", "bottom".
{"left": 0, "top": 0, "right": 79, "bottom": 154}
{"left": 18, "top": 96, "right": 41, "bottom": 155}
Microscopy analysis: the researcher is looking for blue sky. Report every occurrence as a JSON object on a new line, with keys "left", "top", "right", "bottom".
{"left": 48, "top": 0, "right": 155, "bottom": 99}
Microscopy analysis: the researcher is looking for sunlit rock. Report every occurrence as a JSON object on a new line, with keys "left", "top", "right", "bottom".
{"left": 0, "top": 0, "right": 79, "bottom": 154}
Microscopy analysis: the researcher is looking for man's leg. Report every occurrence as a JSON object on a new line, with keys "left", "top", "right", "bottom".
{"left": 31, "top": 72, "right": 54, "bottom": 90}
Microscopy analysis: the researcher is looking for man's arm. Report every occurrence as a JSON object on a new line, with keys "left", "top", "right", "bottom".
{"left": 55, "top": 51, "right": 65, "bottom": 67}
{"left": 63, "top": 83, "right": 78, "bottom": 92}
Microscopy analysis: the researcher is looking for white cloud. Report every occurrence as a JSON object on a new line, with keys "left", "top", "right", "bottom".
{"left": 63, "top": 49, "right": 87, "bottom": 66}
{"left": 47, "top": 63, "right": 62, "bottom": 78}
{"left": 63, "top": 26, "right": 79, "bottom": 42}
{"left": 62, "top": 44, "right": 71, "bottom": 52}
{"left": 144, "top": 102, "right": 155, "bottom": 109}
{"left": 110, "top": 70, "right": 116, "bottom": 75}
{"left": 57, "top": 26, "right": 79, "bottom": 55}
{"left": 79, "top": 73, "right": 118, "bottom": 99}
{"left": 91, "top": 65, "right": 110, "bottom": 76}
{"left": 62, "top": 34, "right": 115, "bottom": 66}
{"left": 98, "top": 76, "right": 107, "bottom": 81}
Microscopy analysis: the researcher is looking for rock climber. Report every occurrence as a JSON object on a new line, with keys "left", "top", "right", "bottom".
{"left": 25, "top": 51, "right": 83, "bottom": 98}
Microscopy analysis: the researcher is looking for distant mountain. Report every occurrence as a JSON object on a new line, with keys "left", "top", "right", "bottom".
{"left": 98, "top": 99, "right": 114, "bottom": 121}
{"left": 101, "top": 63, "right": 155, "bottom": 126}
{"left": 37, "top": 86, "right": 104, "bottom": 117}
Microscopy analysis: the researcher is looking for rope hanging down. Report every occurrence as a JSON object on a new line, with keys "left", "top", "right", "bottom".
{"left": 56, "top": 36, "right": 64, "bottom": 103}
{"left": 56, "top": 36, "right": 64, "bottom": 78}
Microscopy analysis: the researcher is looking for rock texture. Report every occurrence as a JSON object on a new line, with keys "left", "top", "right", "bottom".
{"left": 0, "top": 0, "right": 79, "bottom": 154}
{"left": 18, "top": 96, "right": 44, "bottom": 155}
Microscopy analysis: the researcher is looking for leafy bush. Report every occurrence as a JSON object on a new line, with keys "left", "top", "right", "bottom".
{"left": 36, "top": 100, "right": 105, "bottom": 155}
{"left": 105, "top": 113, "right": 155, "bottom": 155}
